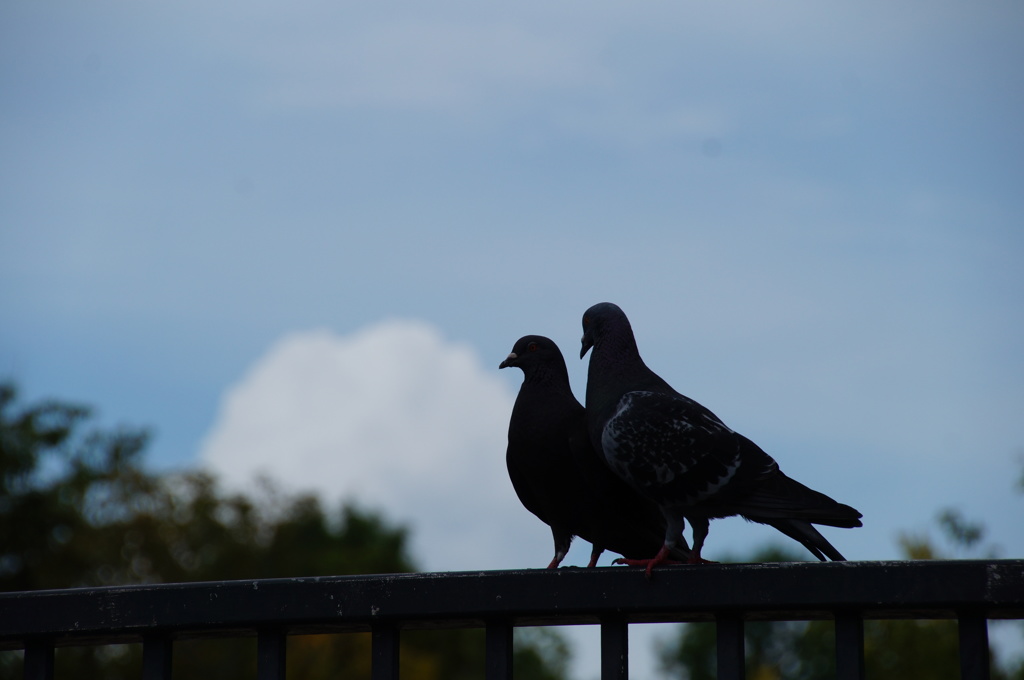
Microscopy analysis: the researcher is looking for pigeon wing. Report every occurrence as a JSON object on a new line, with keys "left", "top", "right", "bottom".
{"left": 601, "top": 390, "right": 778, "bottom": 508}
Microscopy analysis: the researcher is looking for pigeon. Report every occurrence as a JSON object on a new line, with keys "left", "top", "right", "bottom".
{"left": 500, "top": 335, "right": 688, "bottom": 568}
{"left": 579, "top": 302, "right": 862, "bottom": 576}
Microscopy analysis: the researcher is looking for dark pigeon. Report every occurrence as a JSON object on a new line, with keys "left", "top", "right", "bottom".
{"left": 579, "top": 303, "right": 862, "bottom": 576}
{"left": 500, "top": 335, "right": 687, "bottom": 568}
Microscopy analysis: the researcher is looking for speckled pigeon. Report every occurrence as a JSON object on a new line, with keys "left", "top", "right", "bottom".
{"left": 579, "top": 303, "right": 862, "bottom": 576}
{"left": 500, "top": 335, "right": 688, "bottom": 568}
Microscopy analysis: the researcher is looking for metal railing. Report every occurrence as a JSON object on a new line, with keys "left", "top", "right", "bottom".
{"left": 2, "top": 560, "right": 1022, "bottom": 680}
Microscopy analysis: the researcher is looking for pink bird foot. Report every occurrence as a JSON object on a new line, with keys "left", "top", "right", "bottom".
{"left": 612, "top": 544, "right": 681, "bottom": 579}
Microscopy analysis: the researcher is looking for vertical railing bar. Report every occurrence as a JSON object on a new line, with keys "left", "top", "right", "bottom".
{"left": 257, "top": 629, "right": 287, "bottom": 680}
{"left": 957, "top": 612, "right": 990, "bottom": 680}
{"left": 142, "top": 633, "right": 173, "bottom": 680}
{"left": 371, "top": 623, "right": 400, "bottom": 680}
{"left": 600, "top": 615, "right": 629, "bottom": 680}
{"left": 23, "top": 639, "right": 54, "bottom": 680}
{"left": 485, "top": 620, "right": 513, "bottom": 680}
{"left": 716, "top": 613, "right": 745, "bottom": 680}
{"left": 835, "top": 611, "right": 865, "bottom": 680}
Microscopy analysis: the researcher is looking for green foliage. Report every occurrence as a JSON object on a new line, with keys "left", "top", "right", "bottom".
{"left": 936, "top": 508, "right": 984, "bottom": 551}
{"left": 659, "top": 532, "right": 1024, "bottom": 680}
{"left": 657, "top": 548, "right": 834, "bottom": 680}
{"left": 513, "top": 627, "right": 574, "bottom": 680}
{"left": 0, "top": 382, "right": 572, "bottom": 680}
{"left": 1, "top": 382, "right": 412, "bottom": 589}
{"left": 661, "top": 616, "right": 977, "bottom": 680}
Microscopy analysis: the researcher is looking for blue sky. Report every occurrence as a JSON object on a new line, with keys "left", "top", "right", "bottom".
{"left": 2, "top": 1, "right": 1023, "bottom": 675}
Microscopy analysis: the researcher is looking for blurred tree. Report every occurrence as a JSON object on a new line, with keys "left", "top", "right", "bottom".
{"left": 658, "top": 510, "right": 1024, "bottom": 680}
{"left": 0, "top": 382, "right": 570, "bottom": 680}
{"left": 513, "top": 627, "right": 574, "bottom": 680}
{"left": 655, "top": 547, "right": 835, "bottom": 680}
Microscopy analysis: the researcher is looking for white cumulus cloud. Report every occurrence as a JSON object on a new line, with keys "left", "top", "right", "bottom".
{"left": 199, "top": 319, "right": 547, "bottom": 571}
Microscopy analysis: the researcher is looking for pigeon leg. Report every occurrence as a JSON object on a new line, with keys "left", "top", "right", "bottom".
{"left": 587, "top": 544, "right": 605, "bottom": 568}
{"left": 547, "top": 528, "right": 573, "bottom": 568}
{"left": 686, "top": 517, "right": 718, "bottom": 564}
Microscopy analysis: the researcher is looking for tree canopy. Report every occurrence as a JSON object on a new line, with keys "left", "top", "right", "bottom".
{"left": 658, "top": 527, "right": 1024, "bottom": 680}
{"left": 0, "top": 382, "right": 569, "bottom": 680}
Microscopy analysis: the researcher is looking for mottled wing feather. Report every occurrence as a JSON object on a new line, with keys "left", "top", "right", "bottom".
{"left": 602, "top": 391, "right": 777, "bottom": 506}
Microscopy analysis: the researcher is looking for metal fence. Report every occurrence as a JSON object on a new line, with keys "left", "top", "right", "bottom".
{"left": 2, "top": 560, "right": 1022, "bottom": 680}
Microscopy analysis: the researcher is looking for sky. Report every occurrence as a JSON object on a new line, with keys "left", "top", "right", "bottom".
{"left": 2, "top": 1, "right": 1023, "bottom": 677}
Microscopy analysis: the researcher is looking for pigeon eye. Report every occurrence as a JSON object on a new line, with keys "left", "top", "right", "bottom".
{"left": 527, "top": 342, "right": 538, "bottom": 352}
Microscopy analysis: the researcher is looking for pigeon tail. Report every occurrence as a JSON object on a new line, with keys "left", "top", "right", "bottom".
{"left": 759, "top": 518, "right": 848, "bottom": 561}
{"left": 719, "top": 472, "right": 863, "bottom": 529}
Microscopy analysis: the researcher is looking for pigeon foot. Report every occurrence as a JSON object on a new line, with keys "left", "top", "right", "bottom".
{"left": 612, "top": 544, "right": 680, "bottom": 579}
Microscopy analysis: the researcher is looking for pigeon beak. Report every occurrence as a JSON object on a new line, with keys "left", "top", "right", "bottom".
{"left": 580, "top": 335, "right": 593, "bottom": 359}
{"left": 499, "top": 352, "right": 517, "bottom": 369}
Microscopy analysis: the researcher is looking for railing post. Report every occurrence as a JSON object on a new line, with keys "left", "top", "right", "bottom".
{"left": 835, "top": 611, "right": 865, "bottom": 680}
{"left": 258, "top": 629, "right": 287, "bottom": 680}
{"left": 371, "top": 623, "right": 400, "bottom": 680}
{"left": 601, "top": 615, "right": 629, "bottom": 680}
{"left": 485, "top": 620, "right": 513, "bottom": 680}
{"left": 23, "top": 639, "right": 54, "bottom": 680}
{"left": 716, "top": 613, "right": 745, "bottom": 680}
{"left": 957, "top": 612, "right": 990, "bottom": 680}
{"left": 142, "top": 633, "right": 172, "bottom": 680}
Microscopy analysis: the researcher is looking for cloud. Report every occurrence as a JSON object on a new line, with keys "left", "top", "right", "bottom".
{"left": 199, "top": 319, "right": 543, "bottom": 571}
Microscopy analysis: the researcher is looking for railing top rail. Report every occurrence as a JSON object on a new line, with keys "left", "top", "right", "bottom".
{"left": 1, "top": 560, "right": 1022, "bottom": 649}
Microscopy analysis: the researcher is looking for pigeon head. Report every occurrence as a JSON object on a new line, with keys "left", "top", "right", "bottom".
{"left": 499, "top": 335, "right": 565, "bottom": 373}
{"left": 580, "top": 302, "right": 631, "bottom": 358}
